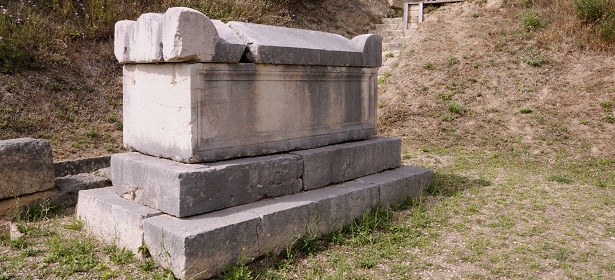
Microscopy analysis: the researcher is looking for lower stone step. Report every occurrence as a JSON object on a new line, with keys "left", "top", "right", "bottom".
{"left": 77, "top": 165, "right": 433, "bottom": 280}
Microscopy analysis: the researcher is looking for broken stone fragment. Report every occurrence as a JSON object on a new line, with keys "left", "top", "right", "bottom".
{"left": 131, "top": 13, "right": 164, "bottom": 63}
{"left": 114, "top": 7, "right": 223, "bottom": 63}
{"left": 210, "top": 19, "right": 247, "bottom": 63}
{"left": 114, "top": 20, "right": 135, "bottom": 63}
{"left": 162, "top": 7, "right": 219, "bottom": 62}
{"left": 228, "top": 21, "right": 382, "bottom": 67}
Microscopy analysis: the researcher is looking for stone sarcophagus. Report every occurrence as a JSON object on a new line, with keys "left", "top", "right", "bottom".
{"left": 76, "top": 7, "right": 435, "bottom": 280}
{"left": 117, "top": 7, "right": 382, "bottom": 163}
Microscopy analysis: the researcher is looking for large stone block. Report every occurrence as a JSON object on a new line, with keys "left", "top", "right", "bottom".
{"left": 305, "top": 181, "right": 381, "bottom": 236}
{"left": 0, "top": 138, "right": 55, "bottom": 199}
{"left": 76, "top": 188, "right": 162, "bottom": 253}
{"left": 291, "top": 137, "right": 401, "bottom": 190}
{"left": 142, "top": 180, "right": 380, "bottom": 280}
{"left": 111, "top": 152, "right": 303, "bottom": 217}
{"left": 162, "top": 7, "right": 218, "bottom": 62}
{"left": 228, "top": 21, "right": 382, "bottom": 67}
{"left": 79, "top": 165, "right": 432, "bottom": 279}
{"left": 143, "top": 208, "right": 261, "bottom": 280}
{"left": 236, "top": 197, "right": 315, "bottom": 255}
{"left": 358, "top": 165, "right": 434, "bottom": 208}
{"left": 123, "top": 63, "right": 377, "bottom": 163}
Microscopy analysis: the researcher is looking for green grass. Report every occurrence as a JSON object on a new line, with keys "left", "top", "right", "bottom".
{"left": 378, "top": 71, "right": 392, "bottom": 84}
{"left": 2, "top": 149, "right": 614, "bottom": 278}
{"left": 447, "top": 102, "right": 466, "bottom": 115}
{"left": 519, "top": 107, "right": 533, "bottom": 114}
{"left": 422, "top": 61, "right": 434, "bottom": 70}
{"left": 521, "top": 9, "right": 544, "bottom": 31}
{"left": 523, "top": 52, "right": 546, "bottom": 67}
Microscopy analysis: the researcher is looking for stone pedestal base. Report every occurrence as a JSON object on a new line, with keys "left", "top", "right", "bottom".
{"left": 77, "top": 166, "right": 432, "bottom": 280}
{"left": 77, "top": 136, "right": 433, "bottom": 279}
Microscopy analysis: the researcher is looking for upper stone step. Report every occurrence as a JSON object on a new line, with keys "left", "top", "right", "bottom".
{"left": 115, "top": 7, "right": 382, "bottom": 67}
{"left": 381, "top": 17, "right": 404, "bottom": 25}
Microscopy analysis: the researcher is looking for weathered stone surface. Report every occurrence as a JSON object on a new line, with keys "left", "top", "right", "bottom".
{"left": 304, "top": 181, "right": 381, "bottom": 236}
{"left": 0, "top": 189, "right": 57, "bottom": 220}
{"left": 114, "top": 7, "right": 225, "bottom": 64}
{"left": 79, "top": 165, "right": 432, "bottom": 279}
{"left": 111, "top": 152, "right": 303, "bottom": 217}
{"left": 76, "top": 188, "right": 161, "bottom": 253}
{"left": 143, "top": 208, "right": 261, "bottom": 280}
{"left": 235, "top": 197, "right": 315, "bottom": 255}
{"left": 358, "top": 165, "right": 434, "bottom": 208}
{"left": 114, "top": 20, "right": 135, "bottom": 63}
{"left": 132, "top": 13, "right": 164, "bottom": 62}
{"left": 54, "top": 173, "right": 111, "bottom": 207}
{"left": 54, "top": 155, "right": 111, "bottom": 177}
{"left": 228, "top": 21, "right": 382, "bottom": 67}
{"left": 115, "top": 8, "right": 381, "bottom": 66}
{"left": 142, "top": 180, "right": 380, "bottom": 280}
{"left": 162, "top": 7, "right": 218, "bottom": 62}
{"left": 123, "top": 63, "right": 377, "bottom": 163}
{"left": 291, "top": 137, "right": 401, "bottom": 190}
{"left": 211, "top": 19, "right": 246, "bottom": 63}
{"left": 0, "top": 138, "right": 55, "bottom": 199}
{"left": 349, "top": 34, "right": 383, "bottom": 67}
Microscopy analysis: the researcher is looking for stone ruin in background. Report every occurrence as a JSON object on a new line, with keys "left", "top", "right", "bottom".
{"left": 76, "top": 7, "right": 433, "bottom": 279}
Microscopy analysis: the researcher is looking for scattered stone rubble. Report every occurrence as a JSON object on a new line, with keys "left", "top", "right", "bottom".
{"left": 0, "top": 138, "right": 111, "bottom": 219}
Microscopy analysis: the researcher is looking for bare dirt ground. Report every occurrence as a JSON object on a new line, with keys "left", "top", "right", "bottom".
{"left": 379, "top": 0, "right": 614, "bottom": 161}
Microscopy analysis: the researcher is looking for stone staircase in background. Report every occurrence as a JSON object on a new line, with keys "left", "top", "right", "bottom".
{"left": 370, "top": 17, "right": 415, "bottom": 75}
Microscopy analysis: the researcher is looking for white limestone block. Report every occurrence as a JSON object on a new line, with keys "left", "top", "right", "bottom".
{"left": 162, "top": 7, "right": 219, "bottom": 62}
{"left": 122, "top": 63, "right": 378, "bottom": 163}
{"left": 130, "top": 13, "right": 164, "bottom": 63}
{"left": 77, "top": 188, "right": 162, "bottom": 253}
{"left": 114, "top": 20, "right": 135, "bottom": 63}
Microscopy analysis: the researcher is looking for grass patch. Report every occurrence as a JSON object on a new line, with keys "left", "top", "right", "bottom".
{"left": 523, "top": 53, "right": 546, "bottom": 67}
{"left": 521, "top": 10, "right": 544, "bottom": 31}
{"left": 519, "top": 107, "right": 533, "bottom": 114}
{"left": 423, "top": 61, "right": 434, "bottom": 70}
{"left": 447, "top": 102, "right": 466, "bottom": 115}
{"left": 547, "top": 175, "right": 574, "bottom": 184}
{"left": 43, "top": 235, "right": 99, "bottom": 276}
{"left": 378, "top": 71, "right": 392, "bottom": 84}
{"left": 601, "top": 100, "right": 613, "bottom": 112}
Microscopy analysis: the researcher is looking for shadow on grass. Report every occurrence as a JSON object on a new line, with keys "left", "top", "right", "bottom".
{"left": 236, "top": 172, "right": 492, "bottom": 279}
{"left": 426, "top": 172, "right": 492, "bottom": 197}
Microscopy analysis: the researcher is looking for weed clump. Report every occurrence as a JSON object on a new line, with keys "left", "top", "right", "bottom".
{"left": 573, "top": 0, "right": 615, "bottom": 43}
{"left": 521, "top": 10, "right": 544, "bottom": 31}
